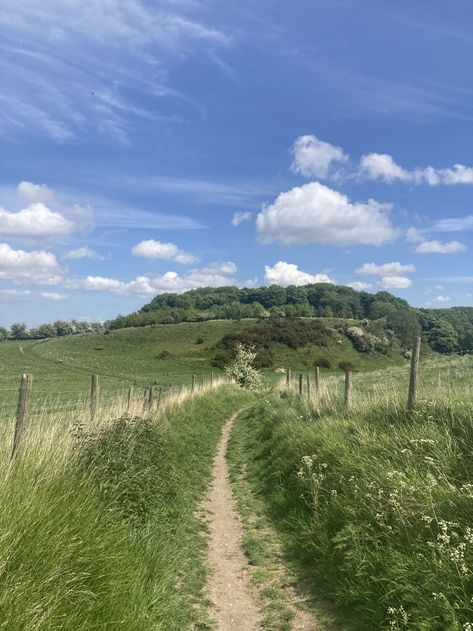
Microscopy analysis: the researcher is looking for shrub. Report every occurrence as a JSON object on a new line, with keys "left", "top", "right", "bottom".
{"left": 338, "top": 360, "right": 356, "bottom": 372}
{"left": 225, "top": 343, "right": 262, "bottom": 390}
{"left": 157, "top": 350, "right": 171, "bottom": 359}
{"left": 315, "top": 357, "right": 331, "bottom": 369}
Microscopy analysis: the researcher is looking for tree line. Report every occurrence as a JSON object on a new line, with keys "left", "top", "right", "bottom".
{"left": 2, "top": 284, "right": 472, "bottom": 355}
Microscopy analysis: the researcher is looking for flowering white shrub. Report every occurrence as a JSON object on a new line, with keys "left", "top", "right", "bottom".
{"left": 225, "top": 343, "right": 263, "bottom": 390}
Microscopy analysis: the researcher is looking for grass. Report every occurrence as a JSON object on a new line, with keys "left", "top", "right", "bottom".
{"left": 227, "top": 414, "right": 342, "bottom": 631}
{"left": 0, "top": 317, "right": 412, "bottom": 419}
{"left": 232, "top": 357, "right": 473, "bottom": 630}
{"left": 0, "top": 384, "right": 251, "bottom": 630}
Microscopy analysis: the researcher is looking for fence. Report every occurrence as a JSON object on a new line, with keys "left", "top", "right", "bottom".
{"left": 3, "top": 371, "right": 226, "bottom": 460}
{"left": 283, "top": 337, "right": 473, "bottom": 412}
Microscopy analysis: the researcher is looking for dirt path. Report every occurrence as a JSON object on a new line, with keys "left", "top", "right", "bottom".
{"left": 203, "top": 409, "right": 262, "bottom": 630}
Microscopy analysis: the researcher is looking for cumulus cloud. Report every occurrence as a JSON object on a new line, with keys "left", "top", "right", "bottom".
{"left": 291, "top": 135, "right": 348, "bottom": 179}
{"left": 355, "top": 261, "right": 415, "bottom": 276}
{"left": 359, "top": 153, "right": 411, "bottom": 183}
{"left": 64, "top": 246, "right": 105, "bottom": 260}
{"left": 231, "top": 211, "right": 253, "bottom": 227}
{"left": 435, "top": 295, "right": 451, "bottom": 303}
{"left": 132, "top": 239, "right": 198, "bottom": 264}
{"left": 256, "top": 182, "right": 396, "bottom": 246}
{"left": 68, "top": 262, "right": 243, "bottom": 297}
{"left": 347, "top": 281, "right": 372, "bottom": 290}
{"left": 0, "top": 203, "right": 75, "bottom": 237}
{"left": 360, "top": 153, "right": 473, "bottom": 185}
{"left": 415, "top": 240, "right": 466, "bottom": 254}
{"left": 378, "top": 276, "right": 412, "bottom": 289}
{"left": 0, "top": 181, "right": 94, "bottom": 238}
{"left": 264, "top": 261, "right": 333, "bottom": 287}
{"left": 0, "top": 242, "right": 62, "bottom": 285}
{"left": 292, "top": 135, "right": 473, "bottom": 186}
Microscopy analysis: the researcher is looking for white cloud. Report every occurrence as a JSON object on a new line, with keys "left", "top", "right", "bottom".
{"left": 292, "top": 135, "right": 473, "bottom": 186}
{"left": 69, "top": 261, "right": 242, "bottom": 297}
{"left": 359, "top": 153, "right": 473, "bottom": 186}
{"left": 41, "top": 292, "right": 68, "bottom": 300}
{"left": 435, "top": 295, "right": 451, "bottom": 303}
{"left": 0, "top": 203, "right": 74, "bottom": 237}
{"left": 379, "top": 276, "right": 412, "bottom": 289}
{"left": 0, "top": 242, "right": 62, "bottom": 285}
{"left": 131, "top": 239, "right": 198, "bottom": 264}
{"left": 202, "top": 261, "right": 238, "bottom": 275}
{"left": 0, "top": 2, "right": 229, "bottom": 142}
{"left": 355, "top": 261, "right": 415, "bottom": 276}
{"left": 256, "top": 182, "right": 396, "bottom": 246}
{"left": 432, "top": 215, "right": 473, "bottom": 232}
{"left": 231, "top": 211, "right": 253, "bottom": 227}
{"left": 415, "top": 240, "right": 466, "bottom": 254}
{"left": 347, "top": 281, "right": 372, "bottom": 290}
{"left": 359, "top": 153, "right": 411, "bottom": 183}
{"left": 17, "top": 181, "right": 58, "bottom": 205}
{"left": 64, "top": 246, "right": 105, "bottom": 260}
{"left": 264, "top": 261, "right": 333, "bottom": 287}
{"left": 291, "top": 135, "right": 348, "bottom": 179}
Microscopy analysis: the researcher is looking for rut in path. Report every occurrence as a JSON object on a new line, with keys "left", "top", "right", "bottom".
{"left": 203, "top": 409, "right": 262, "bottom": 630}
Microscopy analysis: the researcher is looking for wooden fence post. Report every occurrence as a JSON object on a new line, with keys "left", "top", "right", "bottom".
{"left": 210, "top": 372, "right": 214, "bottom": 386}
{"left": 91, "top": 374, "right": 99, "bottom": 423}
{"left": 299, "top": 373, "right": 303, "bottom": 396}
{"left": 156, "top": 386, "right": 163, "bottom": 413}
{"left": 407, "top": 336, "right": 421, "bottom": 412}
{"left": 286, "top": 368, "right": 291, "bottom": 386}
{"left": 306, "top": 374, "right": 310, "bottom": 398}
{"left": 344, "top": 370, "right": 352, "bottom": 408}
{"left": 126, "top": 387, "right": 133, "bottom": 414}
{"left": 143, "top": 388, "right": 149, "bottom": 412}
{"left": 11, "top": 373, "right": 33, "bottom": 459}
{"left": 191, "top": 374, "right": 196, "bottom": 392}
{"left": 315, "top": 366, "right": 320, "bottom": 393}
{"left": 148, "top": 386, "right": 154, "bottom": 411}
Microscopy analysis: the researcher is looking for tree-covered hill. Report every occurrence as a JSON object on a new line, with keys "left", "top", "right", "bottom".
{"left": 3, "top": 284, "right": 473, "bottom": 356}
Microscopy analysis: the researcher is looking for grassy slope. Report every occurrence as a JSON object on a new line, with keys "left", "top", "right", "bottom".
{"left": 0, "top": 386, "right": 252, "bottom": 630}
{"left": 0, "top": 318, "right": 408, "bottom": 399}
{"left": 232, "top": 364, "right": 473, "bottom": 630}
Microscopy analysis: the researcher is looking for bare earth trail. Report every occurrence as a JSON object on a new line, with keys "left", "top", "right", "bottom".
{"left": 202, "top": 409, "right": 321, "bottom": 631}
{"left": 203, "top": 408, "right": 262, "bottom": 630}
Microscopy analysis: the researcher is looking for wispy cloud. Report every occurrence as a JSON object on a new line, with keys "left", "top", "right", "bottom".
{"left": 0, "top": 1, "right": 230, "bottom": 142}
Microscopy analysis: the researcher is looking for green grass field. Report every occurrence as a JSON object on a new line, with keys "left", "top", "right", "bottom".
{"left": 0, "top": 317, "right": 412, "bottom": 417}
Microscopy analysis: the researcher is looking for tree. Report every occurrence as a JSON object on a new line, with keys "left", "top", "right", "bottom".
{"left": 0, "top": 326, "right": 8, "bottom": 341}
{"left": 10, "top": 322, "right": 28, "bottom": 339}
{"left": 225, "top": 344, "right": 262, "bottom": 390}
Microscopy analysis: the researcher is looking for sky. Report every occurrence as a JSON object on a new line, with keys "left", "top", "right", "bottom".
{"left": 1, "top": 0, "right": 473, "bottom": 327}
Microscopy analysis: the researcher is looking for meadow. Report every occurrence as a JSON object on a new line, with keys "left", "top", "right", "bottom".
{"left": 0, "top": 321, "right": 472, "bottom": 630}
{"left": 230, "top": 355, "right": 473, "bottom": 630}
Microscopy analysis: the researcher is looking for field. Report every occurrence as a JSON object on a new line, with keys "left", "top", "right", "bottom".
{"left": 0, "top": 317, "right": 410, "bottom": 416}
{"left": 0, "top": 322, "right": 472, "bottom": 630}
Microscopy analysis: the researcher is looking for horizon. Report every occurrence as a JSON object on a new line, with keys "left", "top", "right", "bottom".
{"left": 1, "top": 1, "right": 473, "bottom": 327}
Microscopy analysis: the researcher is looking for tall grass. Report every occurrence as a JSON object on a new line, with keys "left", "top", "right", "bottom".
{"left": 235, "top": 358, "right": 473, "bottom": 630}
{"left": 0, "top": 381, "right": 249, "bottom": 630}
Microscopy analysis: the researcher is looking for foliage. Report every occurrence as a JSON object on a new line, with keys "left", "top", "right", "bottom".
{"left": 225, "top": 343, "right": 263, "bottom": 390}
{"left": 237, "top": 393, "right": 473, "bottom": 630}
{"left": 8, "top": 319, "right": 105, "bottom": 340}
{"left": 346, "top": 325, "right": 388, "bottom": 353}
{"left": 0, "top": 387, "right": 250, "bottom": 629}
{"left": 315, "top": 357, "right": 331, "bottom": 369}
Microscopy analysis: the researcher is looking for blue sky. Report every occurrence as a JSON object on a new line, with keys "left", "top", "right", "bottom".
{"left": 1, "top": 0, "right": 473, "bottom": 326}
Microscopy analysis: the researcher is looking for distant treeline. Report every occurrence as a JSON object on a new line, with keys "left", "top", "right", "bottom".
{"left": 2, "top": 284, "right": 472, "bottom": 354}
{"left": 0, "top": 320, "right": 105, "bottom": 341}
